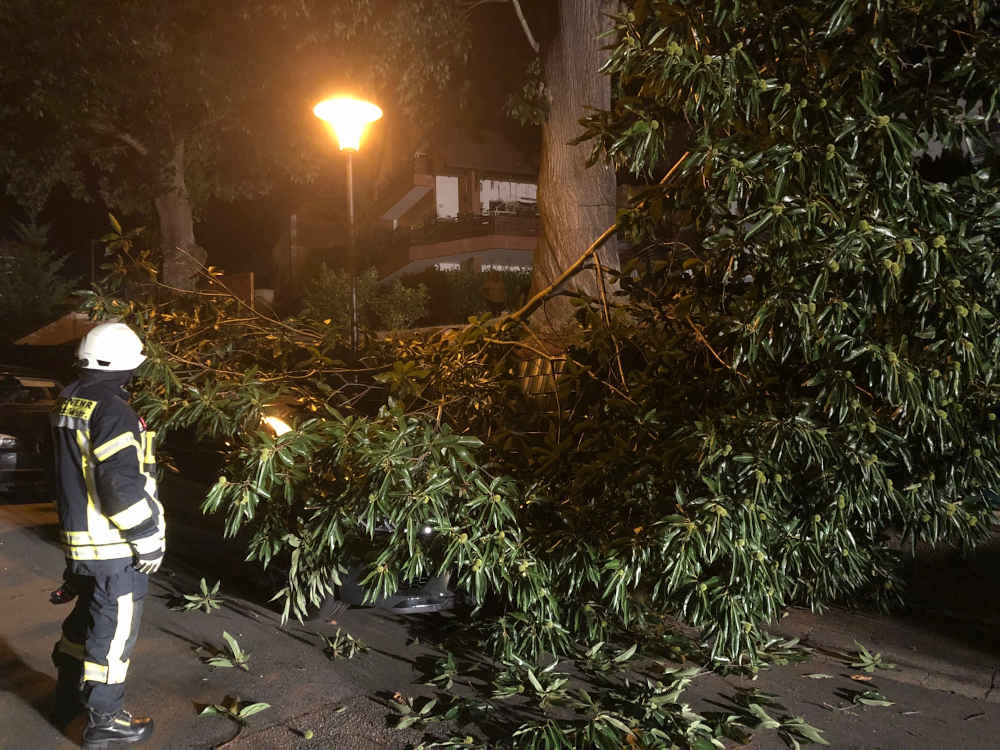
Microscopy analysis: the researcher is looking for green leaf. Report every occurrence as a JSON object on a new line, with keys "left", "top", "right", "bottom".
{"left": 395, "top": 715, "right": 420, "bottom": 730}
{"left": 612, "top": 643, "right": 638, "bottom": 662}
{"left": 526, "top": 669, "right": 544, "bottom": 694}
{"left": 855, "top": 690, "right": 894, "bottom": 707}
{"left": 600, "top": 714, "right": 634, "bottom": 734}
{"left": 238, "top": 702, "right": 271, "bottom": 719}
{"left": 748, "top": 702, "right": 781, "bottom": 730}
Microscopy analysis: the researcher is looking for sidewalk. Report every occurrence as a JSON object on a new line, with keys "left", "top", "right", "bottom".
{"left": 770, "top": 534, "right": 1000, "bottom": 702}
{"left": 772, "top": 606, "right": 1000, "bottom": 702}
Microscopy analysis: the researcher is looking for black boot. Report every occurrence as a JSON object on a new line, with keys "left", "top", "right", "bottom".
{"left": 82, "top": 709, "right": 154, "bottom": 749}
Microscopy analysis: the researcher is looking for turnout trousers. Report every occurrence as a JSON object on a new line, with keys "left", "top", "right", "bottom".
{"left": 51, "top": 565, "right": 148, "bottom": 716}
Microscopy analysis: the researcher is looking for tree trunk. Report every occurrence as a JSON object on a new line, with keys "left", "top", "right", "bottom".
{"left": 530, "top": 0, "right": 619, "bottom": 334}
{"left": 156, "top": 141, "right": 206, "bottom": 290}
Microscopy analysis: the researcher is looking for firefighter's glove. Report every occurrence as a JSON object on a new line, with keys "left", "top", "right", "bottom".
{"left": 132, "top": 544, "right": 164, "bottom": 575}
{"left": 50, "top": 584, "right": 77, "bottom": 605}
{"left": 50, "top": 566, "right": 78, "bottom": 604}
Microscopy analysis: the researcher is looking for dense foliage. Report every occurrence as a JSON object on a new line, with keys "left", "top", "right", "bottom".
{"left": 85, "top": 0, "right": 1000, "bottom": 683}
{"left": 524, "top": 0, "right": 997, "bottom": 655}
{"left": 570, "top": 0, "right": 1000, "bottom": 653}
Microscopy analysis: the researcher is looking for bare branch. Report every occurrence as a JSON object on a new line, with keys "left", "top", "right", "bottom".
{"left": 114, "top": 132, "right": 149, "bottom": 157}
{"left": 169, "top": 244, "right": 322, "bottom": 343}
{"left": 511, "top": 0, "right": 540, "bottom": 54}
{"left": 89, "top": 120, "right": 149, "bottom": 156}
{"left": 685, "top": 316, "right": 750, "bottom": 382}
{"left": 507, "top": 152, "right": 690, "bottom": 323}
{"left": 459, "top": 0, "right": 508, "bottom": 13}
{"left": 484, "top": 335, "right": 638, "bottom": 405}
{"left": 461, "top": 0, "right": 539, "bottom": 54}
{"left": 591, "top": 250, "right": 628, "bottom": 392}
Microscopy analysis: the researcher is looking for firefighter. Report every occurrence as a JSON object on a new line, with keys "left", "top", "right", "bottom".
{"left": 50, "top": 322, "right": 164, "bottom": 748}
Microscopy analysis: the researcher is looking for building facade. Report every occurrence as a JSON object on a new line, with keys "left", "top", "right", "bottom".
{"left": 271, "top": 129, "right": 539, "bottom": 307}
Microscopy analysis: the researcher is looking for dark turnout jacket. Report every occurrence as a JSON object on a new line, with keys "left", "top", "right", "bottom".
{"left": 50, "top": 370, "right": 165, "bottom": 575}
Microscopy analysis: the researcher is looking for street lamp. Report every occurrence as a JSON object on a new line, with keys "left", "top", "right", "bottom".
{"left": 313, "top": 96, "right": 383, "bottom": 353}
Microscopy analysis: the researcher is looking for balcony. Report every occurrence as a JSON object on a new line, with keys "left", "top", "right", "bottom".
{"left": 374, "top": 213, "right": 538, "bottom": 278}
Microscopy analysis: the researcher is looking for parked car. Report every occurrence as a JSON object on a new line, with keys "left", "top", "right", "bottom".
{"left": 0, "top": 366, "right": 61, "bottom": 500}
{"left": 260, "top": 415, "right": 457, "bottom": 618}
{"left": 164, "top": 414, "right": 456, "bottom": 618}
{"left": 318, "top": 552, "right": 455, "bottom": 619}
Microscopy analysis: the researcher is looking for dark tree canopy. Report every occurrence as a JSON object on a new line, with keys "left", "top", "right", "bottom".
{"left": 0, "top": 0, "right": 471, "bottom": 284}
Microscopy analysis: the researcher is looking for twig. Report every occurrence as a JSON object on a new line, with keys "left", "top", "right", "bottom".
{"left": 511, "top": 0, "right": 540, "bottom": 53}
{"left": 191, "top": 258, "right": 320, "bottom": 343}
{"left": 507, "top": 151, "right": 689, "bottom": 324}
{"left": 89, "top": 120, "right": 149, "bottom": 156}
{"left": 685, "top": 316, "right": 750, "bottom": 382}
{"left": 853, "top": 383, "right": 875, "bottom": 400}
{"left": 508, "top": 224, "right": 619, "bottom": 323}
{"left": 460, "top": 0, "right": 507, "bottom": 11}
{"left": 592, "top": 251, "right": 629, "bottom": 393}
{"left": 164, "top": 352, "right": 249, "bottom": 378}
{"left": 149, "top": 280, "right": 234, "bottom": 299}
{"left": 435, "top": 395, "right": 446, "bottom": 430}
{"left": 483, "top": 336, "right": 637, "bottom": 405}
{"left": 155, "top": 244, "right": 321, "bottom": 344}
{"left": 483, "top": 337, "right": 566, "bottom": 363}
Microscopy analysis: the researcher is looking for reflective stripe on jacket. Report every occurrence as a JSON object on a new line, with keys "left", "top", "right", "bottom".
{"left": 51, "top": 375, "right": 165, "bottom": 574}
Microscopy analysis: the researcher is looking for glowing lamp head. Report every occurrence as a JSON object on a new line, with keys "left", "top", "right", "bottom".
{"left": 313, "top": 97, "right": 383, "bottom": 151}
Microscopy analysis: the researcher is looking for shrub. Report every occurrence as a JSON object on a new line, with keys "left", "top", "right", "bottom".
{"left": 301, "top": 264, "right": 430, "bottom": 334}
{"left": 0, "top": 221, "right": 77, "bottom": 344}
{"left": 400, "top": 267, "right": 531, "bottom": 324}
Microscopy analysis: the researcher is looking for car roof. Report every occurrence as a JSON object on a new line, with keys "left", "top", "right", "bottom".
{"left": 0, "top": 365, "right": 59, "bottom": 379}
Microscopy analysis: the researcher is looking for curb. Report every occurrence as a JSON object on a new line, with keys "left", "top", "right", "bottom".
{"left": 771, "top": 606, "right": 1000, "bottom": 703}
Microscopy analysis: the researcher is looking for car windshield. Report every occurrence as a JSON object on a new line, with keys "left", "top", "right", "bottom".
{"left": 0, "top": 375, "right": 59, "bottom": 405}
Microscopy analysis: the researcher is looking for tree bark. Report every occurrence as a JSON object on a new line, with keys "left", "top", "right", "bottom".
{"left": 156, "top": 140, "right": 206, "bottom": 290}
{"left": 530, "top": 0, "right": 619, "bottom": 334}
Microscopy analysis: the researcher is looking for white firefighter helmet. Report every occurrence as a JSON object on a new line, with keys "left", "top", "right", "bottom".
{"left": 77, "top": 322, "right": 147, "bottom": 371}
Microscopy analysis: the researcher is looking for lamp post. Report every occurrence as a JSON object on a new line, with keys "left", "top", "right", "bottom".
{"left": 313, "top": 96, "right": 383, "bottom": 353}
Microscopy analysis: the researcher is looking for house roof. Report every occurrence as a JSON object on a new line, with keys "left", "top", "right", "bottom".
{"left": 15, "top": 312, "right": 101, "bottom": 346}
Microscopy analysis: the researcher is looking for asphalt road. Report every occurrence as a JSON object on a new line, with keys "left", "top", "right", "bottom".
{"left": 0, "top": 495, "right": 428, "bottom": 750}
{"left": 3, "top": 490, "right": 1000, "bottom": 749}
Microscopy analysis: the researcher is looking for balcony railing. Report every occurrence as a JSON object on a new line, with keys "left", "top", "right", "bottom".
{"left": 373, "top": 212, "right": 538, "bottom": 248}
{"left": 413, "top": 213, "right": 538, "bottom": 244}
{"left": 371, "top": 213, "right": 538, "bottom": 276}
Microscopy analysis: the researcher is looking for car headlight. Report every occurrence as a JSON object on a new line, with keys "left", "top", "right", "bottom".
{"left": 262, "top": 416, "right": 292, "bottom": 436}
{"left": 0, "top": 433, "right": 17, "bottom": 450}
